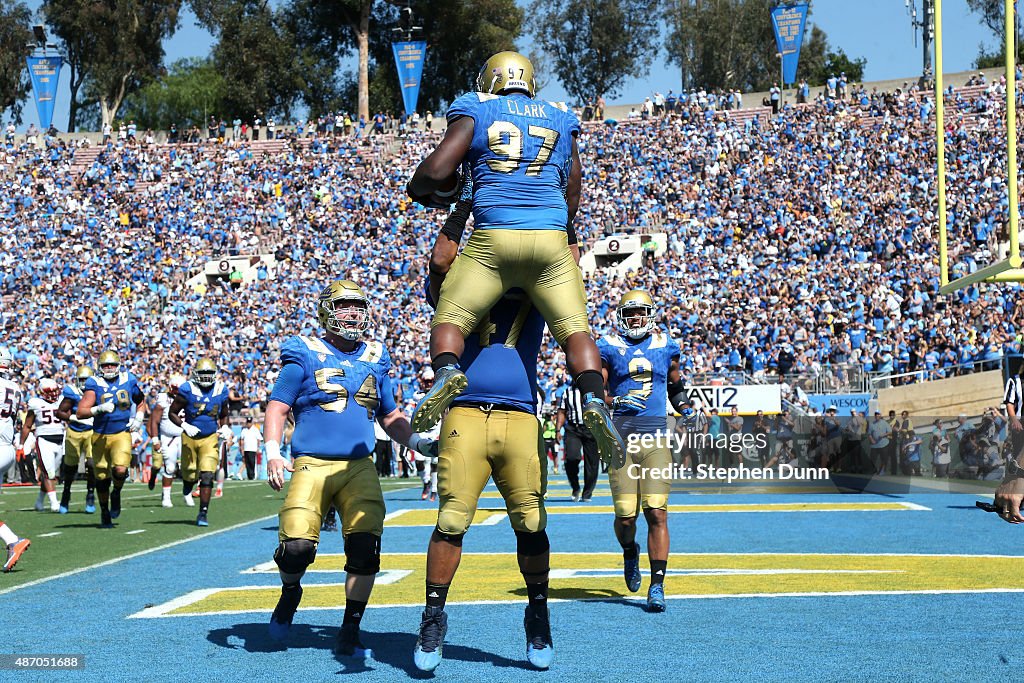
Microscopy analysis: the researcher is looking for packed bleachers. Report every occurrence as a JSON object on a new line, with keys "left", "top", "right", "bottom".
{"left": 1, "top": 75, "right": 1022, "bottom": 415}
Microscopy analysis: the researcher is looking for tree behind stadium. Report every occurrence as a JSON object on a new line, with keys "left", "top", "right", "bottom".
{"left": 528, "top": 0, "right": 661, "bottom": 105}
{"left": 0, "top": 0, "right": 32, "bottom": 125}
{"left": 43, "top": 0, "right": 182, "bottom": 130}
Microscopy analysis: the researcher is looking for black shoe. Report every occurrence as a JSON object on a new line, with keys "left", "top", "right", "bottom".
{"left": 524, "top": 605, "right": 553, "bottom": 669}
{"left": 414, "top": 606, "right": 448, "bottom": 671}
{"left": 335, "top": 622, "right": 372, "bottom": 658}
{"left": 110, "top": 488, "right": 121, "bottom": 519}
{"left": 148, "top": 466, "right": 160, "bottom": 491}
{"left": 268, "top": 584, "right": 303, "bottom": 642}
{"left": 99, "top": 510, "right": 114, "bottom": 529}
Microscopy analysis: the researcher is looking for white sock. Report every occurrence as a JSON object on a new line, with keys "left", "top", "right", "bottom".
{"left": 0, "top": 523, "right": 18, "bottom": 545}
{"left": 47, "top": 491, "right": 58, "bottom": 507}
{"left": 162, "top": 486, "right": 172, "bottom": 499}
{"left": 430, "top": 472, "right": 437, "bottom": 494}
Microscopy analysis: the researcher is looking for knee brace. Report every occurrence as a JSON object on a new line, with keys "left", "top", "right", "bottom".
{"left": 343, "top": 532, "right": 381, "bottom": 575}
{"left": 433, "top": 526, "right": 465, "bottom": 547}
{"left": 274, "top": 539, "right": 318, "bottom": 575}
{"left": 162, "top": 459, "right": 177, "bottom": 478}
{"left": 199, "top": 471, "right": 215, "bottom": 489}
{"left": 514, "top": 529, "right": 550, "bottom": 557}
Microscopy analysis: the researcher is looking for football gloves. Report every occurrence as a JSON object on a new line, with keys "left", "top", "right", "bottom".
{"left": 612, "top": 394, "right": 648, "bottom": 412}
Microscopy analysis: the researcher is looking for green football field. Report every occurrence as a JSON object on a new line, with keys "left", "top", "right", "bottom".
{"left": 0, "top": 478, "right": 416, "bottom": 591}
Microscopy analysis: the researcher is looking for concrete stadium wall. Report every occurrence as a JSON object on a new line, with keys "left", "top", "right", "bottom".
{"left": 876, "top": 370, "right": 1004, "bottom": 417}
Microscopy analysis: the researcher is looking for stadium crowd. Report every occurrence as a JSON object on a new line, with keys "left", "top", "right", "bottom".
{"left": 1, "top": 75, "right": 1023, "bottom": 421}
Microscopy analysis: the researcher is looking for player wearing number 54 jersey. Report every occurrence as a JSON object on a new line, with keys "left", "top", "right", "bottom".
{"left": 263, "top": 280, "right": 436, "bottom": 660}
{"left": 77, "top": 351, "right": 146, "bottom": 529}
{"left": 597, "top": 290, "right": 689, "bottom": 613}
{"left": 407, "top": 51, "right": 625, "bottom": 472}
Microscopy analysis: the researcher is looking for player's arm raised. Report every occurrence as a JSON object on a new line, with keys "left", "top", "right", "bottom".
{"left": 408, "top": 116, "right": 474, "bottom": 203}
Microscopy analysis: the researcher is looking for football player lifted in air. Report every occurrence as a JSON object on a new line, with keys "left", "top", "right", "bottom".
{"left": 55, "top": 365, "right": 97, "bottom": 514}
{"left": 76, "top": 351, "right": 147, "bottom": 529}
{"left": 20, "top": 378, "right": 66, "bottom": 513}
{"left": 0, "top": 347, "right": 30, "bottom": 571}
{"left": 147, "top": 374, "right": 186, "bottom": 508}
{"left": 598, "top": 290, "right": 689, "bottom": 613}
{"left": 263, "top": 280, "right": 437, "bottom": 659}
{"left": 412, "top": 197, "right": 557, "bottom": 672}
{"left": 167, "top": 359, "right": 229, "bottom": 527}
{"left": 406, "top": 51, "right": 625, "bottom": 469}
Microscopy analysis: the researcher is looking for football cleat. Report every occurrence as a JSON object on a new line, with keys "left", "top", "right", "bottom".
{"left": 58, "top": 505, "right": 68, "bottom": 514}
{"left": 321, "top": 512, "right": 338, "bottom": 533}
{"left": 268, "top": 584, "right": 303, "bottom": 642}
{"left": 215, "top": 487, "right": 223, "bottom": 498}
{"left": 161, "top": 498, "right": 173, "bottom": 508}
{"left": 3, "top": 538, "right": 30, "bottom": 572}
{"left": 429, "top": 492, "right": 437, "bottom": 503}
{"left": 647, "top": 583, "right": 667, "bottom": 613}
{"left": 148, "top": 467, "right": 159, "bottom": 491}
{"left": 196, "top": 511, "right": 209, "bottom": 527}
{"left": 421, "top": 483, "right": 429, "bottom": 501}
{"left": 84, "top": 492, "right": 96, "bottom": 514}
{"left": 410, "top": 365, "right": 467, "bottom": 433}
{"left": 183, "top": 494, "right": 195, "bottom": 507}
{"left": 582, "top": 394, "right": 626, "bottom": 470}
{"left": 99, "top": 510, "right": 114, "bottom": 529}
{"left": 524, "top": 605, "right": 554, "bottom": 669}
{"left": 335, "top": 622, "right": 372, "bottom": 659}
{"left": 110, "top": 489, "right": 121, "bottom": 519}
{"left": 34, "top": 496, "right": 44, "bottom": 512}
{"left": 413, "top": 606, "right": 448, "bottom": 672}
{"left": 623, "top": 543, "right": 642, "bottom": 593}
{"left": 570, "top": 492, "right": 580, "bottom": 503}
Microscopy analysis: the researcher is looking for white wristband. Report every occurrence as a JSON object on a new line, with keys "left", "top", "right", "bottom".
{"left": 265, "top": 440, "right": 282, "bottom": 462}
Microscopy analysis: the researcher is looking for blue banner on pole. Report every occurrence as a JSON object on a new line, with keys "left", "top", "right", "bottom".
{"left": 770, "top": 4, "right": 809, "bottom": 85}
{"left": 392, "top": 41, "right": 427, "bottom": 117}
{"left": 26, "top": 55, "right": 62, "bottom": 131}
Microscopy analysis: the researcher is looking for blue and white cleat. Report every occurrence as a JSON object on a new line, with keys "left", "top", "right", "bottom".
{"left": 84, "top": 492, "right": 96, "bottom": 514}
{"left": 581, "top": 393, "right": 626, "bottom": 470}
{"left": 58, "top": 505, "right": 68, "bottom": 515}
{"left": 196, "top": 511, "right": 209, "bottom": 527}
{"left": 268, "top": 584, "right": 302, "bottom": 642}
{"left": 647, "top": 583, "right": 666, "bottom": 612}
{"left": 624, "top": 542, "right": 642, "bottom": 593}
{"left": 411, "top": 365, "right": 467, "bottom": 433}
{"left": 524, "top": 605, "right": 554, "bottom": 669}
{"left": 413, "top": 606, "right": 448, "bottom": 672}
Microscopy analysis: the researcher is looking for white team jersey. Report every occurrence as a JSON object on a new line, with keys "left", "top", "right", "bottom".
{"left": 0, "top": 377, "right": 22, "bottom": 447}
{"left": 157, "top": 392, "right": 183, "bottom": 438}
{"left": 28, "top": 396, "right": 65, "bottom": 437}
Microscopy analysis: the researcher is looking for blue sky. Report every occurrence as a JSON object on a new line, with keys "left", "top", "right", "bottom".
{"left": 15, "top": 0, "right": 1000, "bottom": 130}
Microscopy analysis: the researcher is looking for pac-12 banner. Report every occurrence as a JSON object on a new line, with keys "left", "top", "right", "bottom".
{"left": 685, "top": 385, "right": 783, "bottom": 416}
{"left": 26, "top": 55, "right": 62, "bottom": 131}
{"left": 770, "top": 4, "right": 809, "bottom": 85}
{"left": 392, "top": 41, "right": 427, "bottom": 117}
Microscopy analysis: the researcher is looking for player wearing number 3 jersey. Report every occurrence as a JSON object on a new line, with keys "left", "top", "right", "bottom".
{"left": 407, "top": 51, "right": 625, "bottom": 472}
{"left": 262, "top": 279, "right": 437, "bottom": 660}
{"left": 598, "top": 290, "right": 689, "bottom": 614}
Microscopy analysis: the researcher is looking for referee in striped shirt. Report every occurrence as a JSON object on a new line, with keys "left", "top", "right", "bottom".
{"left": 557, "top": 386, "right": 600, "bottom": 502}
{"left": 995, "top": 369, "right": 1024, "bottom": 523}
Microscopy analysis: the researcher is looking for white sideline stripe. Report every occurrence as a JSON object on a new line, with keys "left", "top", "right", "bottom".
{"left": 130, "top": 570, "right": 415, "bottom": 618}
{"left": 125, "top": 530, "right": 146, "bottom": 535}
{"left": 382, "top": 508, "right": 411, "bottom": 522}
{"left": 130, "top": 587, "right": 1024, "bottom": 618}
{"left": 0, "top": 484, "right": 411, "bottom": 597}
{"left": 37, "top": 532, "right": 62, "bottom": 538}
{"left": 547, "top": 568, "right": 901, "bottom": 579}
{"left": 0, "top": 514, "right": 276, "bottom": 597}
{"left": 477, "top": 512, "right": 507, "bottom": 525}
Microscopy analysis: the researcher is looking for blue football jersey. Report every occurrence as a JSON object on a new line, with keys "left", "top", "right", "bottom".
{"left": 447, "top": 91, "right": 581, "bottom": 231}
{"left": 453, "top": 289, "right": 546, "bottom": 413}
{"left": 61, "top": 384, "right": 92, "bottom": 433}
{"left": 177, "top": 380, "right": 230, "bottom": 438}
{"left": 84, "top": 372, "right": 145, "bottom": 435}
{"left": 270, "top": 335, "right": 398, "bottom": 460}
{"left": 598, "top": 331, "right": 680, "bottom": 431}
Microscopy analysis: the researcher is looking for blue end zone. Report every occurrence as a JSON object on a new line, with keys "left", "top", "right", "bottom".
{"left": 3, "top": 483, "right": 1019, "bottom": 680}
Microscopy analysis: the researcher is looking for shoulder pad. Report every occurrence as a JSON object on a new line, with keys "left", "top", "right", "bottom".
{"left": 548, "top": 101, "right": 569, "bottom": 112}
{"left": 119, "top": 371, "right": 130, "bottom": 385}
{"left": 89, "top": 377, "right": 109, "bottom": 391}
{"left": 475, "top": 92, "right": 499, "bottom": 102}
{"left": 63, "top": 384, "right": 81, "bottom": 398}
{"left": 213, "top": 381, "right": 226, "bottom": 397}
{"left": 28, "top": 397, "right": 44, "bottom": 410}
{"left": 298, "top": 335, "right": 333, "bottom": 356}
{"left": 600, "top": 334, "right": 627, "bottom": 349}
{"left": 358, "top": 341, "right": 384, "bottom": 364}
{"left": 179, "top": 380, "right": 195, "bottom": 396}
{"left": 648, "top": 332, "right": 668, "bottom": 350}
